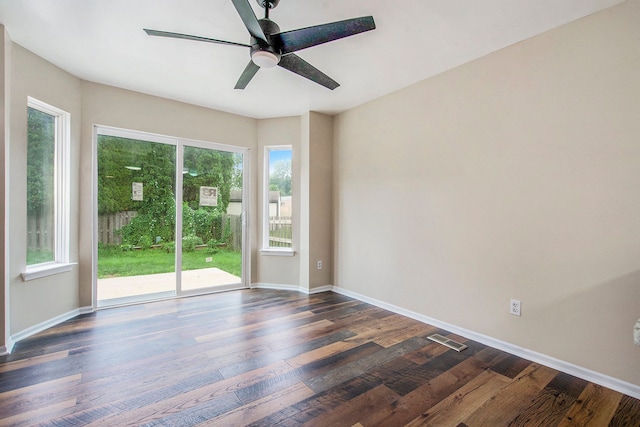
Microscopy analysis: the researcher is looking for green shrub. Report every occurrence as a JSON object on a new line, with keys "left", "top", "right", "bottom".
{"left": 194, "top": 208, "right": 221, "bottom": 243}
{"left": 182, "top": 202, "right": 195, "bottom": 235}
{"left": 138, "top": 235, "right": 153, "bottom": 249}
{"left": 222, "top": 217, "right": 234, "bottom": 245}
{"left": 120, "top": 196, "right": 176, "bottom": 247}
{"left": 161, "top": 241, "right": 175, "bottom": 253}
{"left": 182, "top": 235, "right": 203, "bottom": 252}
{"left": 119, "top": 244, "right": 134, "bottom": 252}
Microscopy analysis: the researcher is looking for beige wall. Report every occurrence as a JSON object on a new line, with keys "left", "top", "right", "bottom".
{"left": 256, "top": 116, "right": 301, "bottom": 286}
{"left": 8, "top": 45, "right": 82, "bottom": 334}
{"left": 305, "top": 112, "right": 333, "bottom": 290}
{"left": 1, "top": 27, "right": 10, "bottom": 349}
{"left": 334, "top": 0, "right": 640, "bottom": 386}
{"left": 256, "top": 113, "right": 333, "bottom": 291}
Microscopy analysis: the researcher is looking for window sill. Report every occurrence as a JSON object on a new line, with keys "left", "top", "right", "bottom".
{"left": 22, "top": 262, "right": 77, "bottom": 282}
{"left": 260, "top": 248, "right": 295, "bottom": 257}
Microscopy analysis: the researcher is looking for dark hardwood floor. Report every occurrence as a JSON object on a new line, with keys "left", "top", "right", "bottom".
{"left": 1, "top": 289, "right": 639, "bottom": 426}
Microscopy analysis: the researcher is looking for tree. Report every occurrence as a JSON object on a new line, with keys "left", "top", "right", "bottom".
{"left": 97, "top": 135, "right": 151, "bottom": 214}
{"left": 231, "top": 153, "right": 244, "bottom": 190}
{"left": 269, "top": 159, "right": 292, "bottom": 196}
{"left": 182, "top": 146, "right": 234, "bottom": 212}
{"left": 27, "top": 107, "right": 55, "bottom": 217}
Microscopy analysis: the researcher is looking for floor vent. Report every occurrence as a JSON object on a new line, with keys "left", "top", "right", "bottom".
{"left": 427, "top": 334, "right": 468, "bottom": 352}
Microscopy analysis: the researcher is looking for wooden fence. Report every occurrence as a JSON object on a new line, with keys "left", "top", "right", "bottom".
{"left": 223, "top": 214, "right": 242, "bottom": 251}
{"left": 27, "top": 215, "right": 53, "bottom": 251}
{"left": 96, "top": 211, "right": 243, "bottom": 251}
{"left": 30, "top": 211, "right": 243, "bottom": 250}
{"left": 97, "top": 211, "right": 138, "bottom": 246}
{"left": 269, "top": 216, "right": 292, "bottom": 247}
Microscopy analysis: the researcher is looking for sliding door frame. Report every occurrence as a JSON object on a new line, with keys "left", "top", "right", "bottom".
{"left": 92, "top": 125, "right": 250, "bottom": 308}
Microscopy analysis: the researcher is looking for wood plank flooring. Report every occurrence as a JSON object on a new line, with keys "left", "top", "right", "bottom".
{"left": 1, "top": 289, "right": 639, "bottom": 426}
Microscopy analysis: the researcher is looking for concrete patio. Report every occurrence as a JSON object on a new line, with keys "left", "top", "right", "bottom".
{"left": 97, "top": 267, "right": 241, "bottom": 301}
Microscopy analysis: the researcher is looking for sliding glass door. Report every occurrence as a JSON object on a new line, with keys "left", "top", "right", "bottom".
{"left": 95, "top": 127, "right": 247, "bottom": 306}
{"left": 178, "top": 144, "right": 244, "bottom": 294}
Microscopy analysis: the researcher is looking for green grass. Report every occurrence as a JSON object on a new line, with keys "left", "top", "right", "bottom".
{"left": 98, "top": 247, "right": 242, "bottom": 279}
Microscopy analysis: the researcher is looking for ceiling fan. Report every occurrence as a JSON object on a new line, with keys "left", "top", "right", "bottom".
{"left": 144, "top": 0, "right": 375, "bottom": 90}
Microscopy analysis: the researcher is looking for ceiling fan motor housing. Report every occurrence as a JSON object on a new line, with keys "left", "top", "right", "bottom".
{"left": 250, "top": 18, "right": 281, "bottom": 65}
{"left": 256, "top": 0, "right": 280, "bottom": 9}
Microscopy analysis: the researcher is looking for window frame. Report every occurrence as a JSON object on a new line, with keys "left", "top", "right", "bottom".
{"left": 22, "top": 97, "right": 74, "bottom": 281}
{"left": 261, "top": 145, "right": 294, "bottom": 256}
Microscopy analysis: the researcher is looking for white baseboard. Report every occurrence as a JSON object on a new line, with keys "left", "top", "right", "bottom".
{"left": 9, "top": 306, "right": 94, "bottom": 351}
{"left": 252, "top": 282, "right": 303, "bottom": 292}
{"left": 0, "top": 336, "right": 15, "bottom": 356}
{"left": 251, "top": 283, "right": 334, "bottom": 295}
{"left": 331, "top": 286, "right": 640, "bottom": 400}
{"left": 308, "top": 285, "right": 334, "bottom": 294}
{"left": 78, "top": 306, "right": 94, "bottom": 315}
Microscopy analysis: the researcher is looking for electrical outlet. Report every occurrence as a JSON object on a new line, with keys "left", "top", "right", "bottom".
{"left": 317, "top": 260, "right": 323, "bottom": 270}
{"left": 634, "top": 319, "right": 640, "bottom": 347}
{"left": 510, "top": 299, "right": 521, "bottom": 316}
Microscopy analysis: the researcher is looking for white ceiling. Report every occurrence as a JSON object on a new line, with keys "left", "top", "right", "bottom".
{"left": 0, "top": 0, "right": 625, "bottom": 119}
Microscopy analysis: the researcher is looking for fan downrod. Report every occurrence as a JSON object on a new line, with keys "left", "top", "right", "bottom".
{"left": 256, "top": 0, "right": 280, "bottom": 9}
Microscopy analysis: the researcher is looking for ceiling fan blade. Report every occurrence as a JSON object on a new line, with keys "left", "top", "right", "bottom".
{"left": 235, "top": 61, "right": 260, "bottom": 89}
{"left": 273, "top": 16, "right": 375, "bottom": 54}
{"left": 231, "top": 0, "right": 268, "bottom": 44}
{"left": 144, "top": 29, "right": 250, "bottom": 47}
{"left": 278, "top": 54, "right": 339, "bottom": 90}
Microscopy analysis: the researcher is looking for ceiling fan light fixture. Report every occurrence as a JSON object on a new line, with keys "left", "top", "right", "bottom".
{"left": 251, "top": 50, "right": 279, "bottom": 68}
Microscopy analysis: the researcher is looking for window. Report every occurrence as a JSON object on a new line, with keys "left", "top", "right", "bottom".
{"left": 24, "top": 97, "right": 72, "bottom": 279}
{"left": 262, "top": 146, "right": 293, "bottom": 254}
